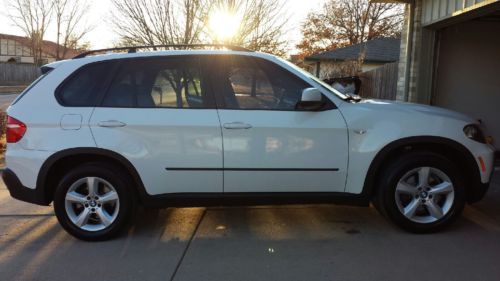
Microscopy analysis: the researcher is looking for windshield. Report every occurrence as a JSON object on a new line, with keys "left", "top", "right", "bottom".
{"left": 277, "top": 57, "right": 349, "bottom": 100}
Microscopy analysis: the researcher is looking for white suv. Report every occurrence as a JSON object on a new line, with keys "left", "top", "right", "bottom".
{"left": 3, "top": 46, "right": 495, "bottom": 241}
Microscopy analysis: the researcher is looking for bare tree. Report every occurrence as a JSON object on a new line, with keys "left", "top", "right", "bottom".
{"left": 110, "top": 0, "right": 210, "bottom": 46}
{"left": 297, "top": 0, "right": 404, "bottom": 58}
{"left": 52, "top": 0, "right": 93, "bottom": 60}
{"left": 208, "top": 0, "right": 290, "bottom": 56}
{"left": 110, "top": 0, "right": 289, "bottom": 56}
{"left": 8, "top": 0, "right": 53, "bottom": 65}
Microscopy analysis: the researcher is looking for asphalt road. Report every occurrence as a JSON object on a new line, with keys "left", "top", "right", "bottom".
{"left": 0, "top": 172, "right": 499, "bottom": 281}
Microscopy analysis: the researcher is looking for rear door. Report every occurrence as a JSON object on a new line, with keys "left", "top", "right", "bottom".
{"left": 89, "top": 56, "right": 223, "bottom": 195}
{"left": 208, "top": 55, "right": 349, "bottom": 193}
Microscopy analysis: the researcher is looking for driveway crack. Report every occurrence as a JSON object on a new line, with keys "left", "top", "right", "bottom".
{"left": 169, "top": 208, "right": 207, "bottom": 281}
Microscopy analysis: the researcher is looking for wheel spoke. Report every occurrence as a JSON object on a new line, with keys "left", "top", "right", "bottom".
{"left": 396, "top": 182, "right": 416, "bottom": 195}
{"left": 65, "top": 176, "right": 120, "bottom": 232}
{"left": 431, "top": 181, "right": 453, "bottom": 195}
{"left": 404, "top": 199, "right": 420, "bottom": 218}
{"left": 65, "top": 191, "right": 87, "bottom": 203}
{"left": 74, "top": 208, "right": 91, "bottom": 227}
{"left": 426, "top": 200, "right": 444, "bottom": 219}
{"left": 418, "top": 167, "right": 430, "bottom": 187}
{"left": 96, "top": 208, "right": 113, "bottom": 227}
{"left": 99, "top": 191, "right": 118, "bottom": 203}
{"left": 86, "top": 177, "right": 99, "bottom": 197}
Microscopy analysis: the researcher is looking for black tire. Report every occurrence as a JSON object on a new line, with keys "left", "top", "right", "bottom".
{"left": 54, "top": 162, "right": 136, "bottom": 241}
{"left": 374, "top": 151, "right": 466, "bottom": 233}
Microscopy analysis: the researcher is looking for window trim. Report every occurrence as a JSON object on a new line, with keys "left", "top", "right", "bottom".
{"left": 208, "top": 55, "right": 336, "bottom": 112}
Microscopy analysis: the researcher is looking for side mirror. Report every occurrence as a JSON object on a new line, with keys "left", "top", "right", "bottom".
{"left": 296, "top": 88, "right": 325, "bottom": 111}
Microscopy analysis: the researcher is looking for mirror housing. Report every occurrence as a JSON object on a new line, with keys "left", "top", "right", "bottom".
{"left": 296, "top": 88, "right": 325, "bottom": 111}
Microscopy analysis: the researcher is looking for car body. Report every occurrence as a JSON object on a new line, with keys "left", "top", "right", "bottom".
{"left": 2, "top": 47, "right": 495, "bottom": 240}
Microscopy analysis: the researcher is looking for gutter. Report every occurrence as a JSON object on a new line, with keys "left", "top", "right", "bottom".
{"left": 403, "top": 1, "right": 415, "bottom": 102}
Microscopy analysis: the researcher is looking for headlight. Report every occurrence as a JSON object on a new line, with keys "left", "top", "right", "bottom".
{"left": 463, "top": 124, "right": 486, "bottom": 143}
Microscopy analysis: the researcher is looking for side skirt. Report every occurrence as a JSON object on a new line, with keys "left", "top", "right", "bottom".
{"left": 140, "top": 192, "right": 370, "bottom": 209}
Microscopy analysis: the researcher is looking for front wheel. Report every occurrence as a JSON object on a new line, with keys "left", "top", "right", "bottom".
{"left": 54, "top": 163, "right": 135, "bottom": 241}
{"left": 375, "top": 151, "right": 466, "bottom": 233}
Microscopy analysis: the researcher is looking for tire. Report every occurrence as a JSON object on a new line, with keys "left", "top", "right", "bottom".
{"left": 374, "top": 151, "right": 465, "bottom": 233}
{"left": 53, "top": 162, "right": 136, "bottom": 241}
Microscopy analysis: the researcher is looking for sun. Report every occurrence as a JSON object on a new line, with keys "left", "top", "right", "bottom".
{"left": 209, "top": 9, "right": 240, "bottom": 41}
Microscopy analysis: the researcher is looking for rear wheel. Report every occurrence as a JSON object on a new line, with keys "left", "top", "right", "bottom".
{"left": 375, "top": 151, "right": 465, "bottom": 233}
{"left": 54, "top": 163, "right": 135, "bottom": 241}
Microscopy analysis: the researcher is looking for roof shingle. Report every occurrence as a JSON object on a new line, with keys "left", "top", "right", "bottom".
{"left": 306, "top": 37, "right": 401, "bottom": 63}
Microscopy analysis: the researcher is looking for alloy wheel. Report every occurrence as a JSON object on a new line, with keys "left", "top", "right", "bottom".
{"left": 64, "top": 177, "right": 120, "bottom": 231}
{"left": 394, "top": 167, "right": 455, "bottom": 224}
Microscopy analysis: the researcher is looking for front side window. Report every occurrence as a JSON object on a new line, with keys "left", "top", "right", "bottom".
{"left": 102, "top": 57, "right": 212, "bottom": 108}
{"left": 220, "top": 57, "right": 313, "bottom": 110}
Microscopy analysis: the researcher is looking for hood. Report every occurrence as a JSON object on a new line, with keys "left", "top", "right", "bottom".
{"left": 358, "top": 99, "right": 475, "bottom": 123}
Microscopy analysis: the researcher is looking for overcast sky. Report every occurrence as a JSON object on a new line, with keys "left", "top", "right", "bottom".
{"left": 0, "top": 0, "right": 327, "bottom": 53}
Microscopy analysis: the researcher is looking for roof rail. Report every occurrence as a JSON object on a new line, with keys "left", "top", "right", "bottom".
{"left": 73, "top": 44, "right": 253, "bottom": 59}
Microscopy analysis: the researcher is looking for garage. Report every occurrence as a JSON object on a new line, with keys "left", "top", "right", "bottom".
{"left": 434, "top": 9, "right": 500, "bottom": 148}
{"left": 383, "top": 0, "right": 500, "bottom": 154}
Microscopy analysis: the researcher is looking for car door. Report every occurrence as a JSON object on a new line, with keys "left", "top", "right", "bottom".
{"left": 208, "top": 55, "right": 349, "bottom": 193}
{"left": 89, "top": 56, "right": 223, "bottom": 196}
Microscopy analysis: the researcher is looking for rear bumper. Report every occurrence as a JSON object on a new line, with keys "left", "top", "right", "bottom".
{"left": 2, "top": 168, "right": 50, "bottom": 206}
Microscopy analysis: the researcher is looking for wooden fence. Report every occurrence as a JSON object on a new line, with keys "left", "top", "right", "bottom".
{"left": 358, "top": 62, "right": 398, "bottom": 100}
{"left": 0, "top": 63, "right": 41, "bottom": 85}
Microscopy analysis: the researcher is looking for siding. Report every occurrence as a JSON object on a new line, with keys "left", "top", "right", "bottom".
{"left": 422, "top": 0, "right": 499, "bottom": 25}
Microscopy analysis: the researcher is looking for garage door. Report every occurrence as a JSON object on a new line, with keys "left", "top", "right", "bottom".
{"left": 433, "top": 19, "right": 500, "bottom": 150}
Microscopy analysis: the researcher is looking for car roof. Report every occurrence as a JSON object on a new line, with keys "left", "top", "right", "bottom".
{"left": 45, "top": 50, "right": 278, "bottom": 69}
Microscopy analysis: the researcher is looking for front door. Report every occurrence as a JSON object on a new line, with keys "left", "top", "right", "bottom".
{"left": 208, "top": 55, "right": 349, "bottom": 193}
{"left": 89, "top": 56, "right": 223, "bottom": 195}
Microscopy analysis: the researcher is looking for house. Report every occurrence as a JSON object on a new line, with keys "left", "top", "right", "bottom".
{"left": 304, "top": 37, "right": 401, "bottom": 79}
{"left": 375, "top": 0, "right": 500, "bottom": 150}
{"left": 0, "top": 33, "right": 79, "bottom": 64}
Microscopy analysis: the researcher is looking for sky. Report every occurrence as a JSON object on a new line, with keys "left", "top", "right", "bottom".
{"left": 0, "top": 0, "right": 327, "bottom": 54}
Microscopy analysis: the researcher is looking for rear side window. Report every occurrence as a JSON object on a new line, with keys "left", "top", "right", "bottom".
{"left": 56, "top": 62, "right": 113, "bottom": 106}
{"left": 101, "top": 57, "right": 214, "bottom": 108}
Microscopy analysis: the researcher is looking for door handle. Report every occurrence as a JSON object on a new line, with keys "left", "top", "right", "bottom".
{"left": 223, "top": 122, "right": 253, "bottom": 129}
{"left": 97, "top": 120, "right": 127, "bottom": 128}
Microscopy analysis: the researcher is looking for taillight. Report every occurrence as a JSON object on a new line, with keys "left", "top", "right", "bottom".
{"left": 6, "top": 116, "right": 27, "bottom": 143}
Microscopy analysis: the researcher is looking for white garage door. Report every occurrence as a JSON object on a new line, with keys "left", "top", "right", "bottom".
{"left": 433, "top": 19, "right": 500, "bottom": 150}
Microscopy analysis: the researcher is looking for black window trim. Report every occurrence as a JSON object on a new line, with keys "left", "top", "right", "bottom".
{"left": 208, "top": 55, "right": 337, "bottom": 112}
{"left": 54, "top": 54, "right": 337, "bottom": 111}
{"left": 55, "top": 55, "right": 218, "bottom": 110}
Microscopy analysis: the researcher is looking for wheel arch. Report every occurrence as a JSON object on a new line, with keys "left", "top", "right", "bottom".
{"left": 37, "top": 147, "right": 148, "bottom": 204}
{"left": 362, "top": 136, "right": 481, "bottom": 203}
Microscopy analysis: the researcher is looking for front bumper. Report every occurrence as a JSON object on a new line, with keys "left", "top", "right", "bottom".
{"left": 2, "top": 168, "right": 50, "bottom": 205}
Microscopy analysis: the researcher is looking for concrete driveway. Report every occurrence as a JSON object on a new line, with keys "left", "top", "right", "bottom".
{"left": 0, "top": 172, "right": 499, "bottom": 281}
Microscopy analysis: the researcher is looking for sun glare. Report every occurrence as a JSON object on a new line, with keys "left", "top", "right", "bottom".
{"left": 209, "top": 9, "right": 240, "bottom": 41}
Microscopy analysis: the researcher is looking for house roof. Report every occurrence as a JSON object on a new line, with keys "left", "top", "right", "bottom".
{"left": 305, "top": 37, "right": 401, "bottom": 63}
{"left": 0, "top": 33, "right": 79, "bottom": 59}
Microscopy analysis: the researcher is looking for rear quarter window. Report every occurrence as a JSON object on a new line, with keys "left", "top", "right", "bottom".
{"left": 56, "top": 61, "right": 115, "bottom": 106}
